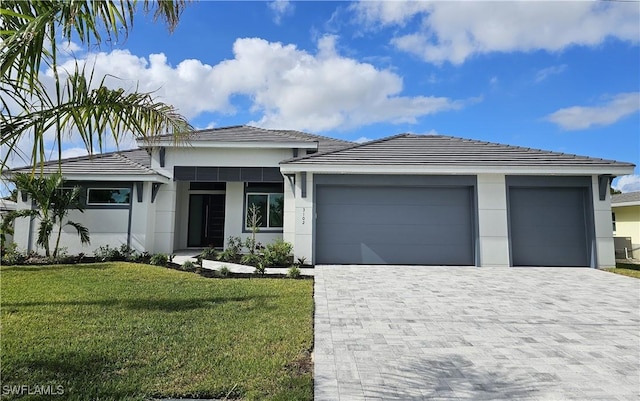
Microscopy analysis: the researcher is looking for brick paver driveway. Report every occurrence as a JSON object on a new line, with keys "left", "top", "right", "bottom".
{"left": 314, "top": 266, "right": 640, "bottom": 400}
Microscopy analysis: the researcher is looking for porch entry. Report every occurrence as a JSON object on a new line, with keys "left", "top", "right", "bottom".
{"left": 187, "top": 194, "right": 225, "bottom": 248}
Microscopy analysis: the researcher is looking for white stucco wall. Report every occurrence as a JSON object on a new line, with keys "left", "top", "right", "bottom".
{"left": 476, "top": 174, "right": 510, "bottom": 267}
{"left": 10, "top": 191, "right": 130, "bottom": 256}
{"left": 130, "top": 182, "right": 154, "bottom": 252}
{"left": 152, "top": 147, "right": 294, "bottom": 178}
{"left": 57, "top": 208, "right": 129, "bottom": 254}
{"left": 153, "top": 181, "right": 177, "bottom": 254}
{"left": 282, "top": 175, "right": 296, "bottom": 249}
{"left": 591, "top": 176, "right": 616, "bottom": 268}
{"left": 293, "top": 172, "right": 314, "bottom": 263}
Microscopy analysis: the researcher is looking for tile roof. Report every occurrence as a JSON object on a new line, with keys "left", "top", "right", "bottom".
{"left": 155, "top": 125, "right": 351, "bottom": 153}
{"left": 8, "top": 149, "right": 156, "bottom": 177}
{"left": 283, "top": 134, "right": 636, "bottom": 168}
{"left": 612, "top": 191, "right": 640, "bottom": 205}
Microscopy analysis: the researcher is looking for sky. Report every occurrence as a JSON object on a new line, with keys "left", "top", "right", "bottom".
{"left": 5, "top": 0, "right": 640, "bottom": 192}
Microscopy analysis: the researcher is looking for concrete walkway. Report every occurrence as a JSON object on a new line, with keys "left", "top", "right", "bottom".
{"left": 314, "top": 266, "right": 640, "bottom": 400}
{"left": 172, "top": 250, "right": 315, "bottom": 276}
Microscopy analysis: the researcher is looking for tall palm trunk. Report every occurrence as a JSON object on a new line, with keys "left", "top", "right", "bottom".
{"left": 53, "top": 223, "right": 63, "bottom": 258}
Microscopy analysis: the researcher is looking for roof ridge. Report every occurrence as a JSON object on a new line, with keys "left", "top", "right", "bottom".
{"left": 276, "top": 128, "right": 353, "bottom": 144}
{"left": 115, "top": 150, "right": 154, "bottom": 173}
{"left": 284, "top": 133, "right": 410, "bottom": 163}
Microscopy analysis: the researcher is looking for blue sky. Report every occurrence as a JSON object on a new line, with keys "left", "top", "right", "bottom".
{"left": 8, "top": 0, "right": 640, "bottom": 191}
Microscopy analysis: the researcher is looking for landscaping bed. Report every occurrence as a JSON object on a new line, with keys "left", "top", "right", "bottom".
{"left": 0, "top": 262, "right": 313, "bottom": 400}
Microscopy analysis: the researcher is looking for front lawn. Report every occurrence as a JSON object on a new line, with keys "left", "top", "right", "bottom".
{"left": 0, "top": 263, "right": 313, "bottom": 400}
{"left": 605, "top": 267, "right": 640, "bottom": 279}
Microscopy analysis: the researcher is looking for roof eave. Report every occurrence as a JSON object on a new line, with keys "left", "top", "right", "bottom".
{"left": 3, "top": 171, "right": 170, "bottom": 183}
{"left": 279, "top": 163, "right": 636, "bottom": 176}
{"left": 64, "top": 173, "right": 170, "bottom": 183}
{"left": 612, "top": 201, "right": 640, "bottom": 207}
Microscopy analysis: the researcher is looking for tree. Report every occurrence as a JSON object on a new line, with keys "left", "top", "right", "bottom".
{"left": 7, "top": 172, "right": 89, "bottom": 257}
{"left": 1, "top": 0, "right": 192, "bottom": 169}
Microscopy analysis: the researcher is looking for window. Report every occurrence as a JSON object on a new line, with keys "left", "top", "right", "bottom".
{"left": 245, "top": 184, "right": 284, "bottom": 229}
{"left": 612, "top": 212, "right": 616, "bottom": 233}
{"left": 87, "top": 188, "right": 131, "bottom": 205}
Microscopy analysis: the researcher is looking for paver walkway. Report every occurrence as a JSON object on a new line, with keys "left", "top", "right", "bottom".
{"left": 314, "top": 266, "right": 640, "bottom": 400}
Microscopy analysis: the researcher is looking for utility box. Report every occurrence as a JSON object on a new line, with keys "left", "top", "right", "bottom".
{"left": 614, "top": 237, "right": 633, "bottom": 259}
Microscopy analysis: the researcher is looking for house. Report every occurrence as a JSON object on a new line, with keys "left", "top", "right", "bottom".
{"left": 7, "top": 125, "right": 635, "bottom": 268}
{"left": 611, "top": 191, "right": 640, "bottom": 258}
{"left": 1, "top": 198, "right": 17, "bottom": 246}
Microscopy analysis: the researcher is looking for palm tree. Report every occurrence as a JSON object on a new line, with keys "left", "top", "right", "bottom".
{"left": 9, "top": 172, "right": 89, "bottom": 257}
{"left": 1, "top": 0, "right": 192, "bottom": 169}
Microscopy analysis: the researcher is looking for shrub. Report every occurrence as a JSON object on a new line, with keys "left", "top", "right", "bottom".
{"left": 135, "top": 251, "right": 152, "bottom": 264}
{"left": 150, "top": 253, "right": 168, "bottom": 267}
{"left": 254, "top": 263, "right": 266, "bottom": 276}
{"left": 218, "top": 236, "right": 243, "bottom": 263}
{"left": 240, "top": 252, "right": 263, "bottom": 267}
{"left": 181, "top": 260, "right": 196, "bottom": 271}
{"left": 1, "top": 242, "right": 26, "bottom": 265}
{"left": 263, "top": 239, "right": 293, "bottom": 267}
{"left": 296, "top": 256, "right": 307, "bottom": 267}
{"left": 200, "top": 247, "right": 218, "bottom": 261}
{"left": 94, "top": 245, "right": 121, "bottom": 262}
{"left": 219, "top": 266, "right": 230, "bottom": 278}
{"left": 287, "top": 265, "right": 301, "bottom": 279}
{"left": 118, "top": 244, "right": 135, "bottom": 260}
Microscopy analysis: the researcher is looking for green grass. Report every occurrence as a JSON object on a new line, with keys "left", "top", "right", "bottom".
{"left": 0, "top": 263, "right": 313, "bottom": 400}
{"left": 605, "top": 267, "right": 640, "bottom": 279}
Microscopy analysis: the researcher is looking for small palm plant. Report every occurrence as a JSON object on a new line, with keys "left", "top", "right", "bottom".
{"left": 8, "top": 172, "right": 90, "bottom": 258}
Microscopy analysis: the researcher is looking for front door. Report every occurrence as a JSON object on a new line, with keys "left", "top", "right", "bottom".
{"left": 187, "top": 194, "right": 225, "bottom": 248}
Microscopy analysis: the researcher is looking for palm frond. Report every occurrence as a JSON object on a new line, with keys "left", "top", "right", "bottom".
{"left": 1, "top": 0, "right": 192, "bottom": 170}
{"left": 3, "top": 69, "right": 192, "bottom": 167}
{"left": 36, "top": 217, "right": 54, "bottom": 252}
{"left": 65, "top": 220, "right": 90, "bottom": 245}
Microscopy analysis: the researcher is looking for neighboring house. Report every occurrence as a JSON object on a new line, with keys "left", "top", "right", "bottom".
{"left": 1, "top": 198, "right": 18, "bottom": 245}
{"left": 6, "top": 125, "right": 635, "bottom": 268}
{"left": 611, "top": 191, "right": 640, "bottom": 258}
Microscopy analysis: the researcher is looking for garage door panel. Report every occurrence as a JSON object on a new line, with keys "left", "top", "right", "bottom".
{"left": 319, "top": 205, "right": 469, "bottom": 226}
{"left": 316, "top": 185, "right": 475, "bottom": 265}
{"left": 509, "top": 187, "right": 591, "bottom": 267}
{"left": 324, "top": 223, "right": 472, "bottom": 245}
{"left": 325, "top": 243, "right": 472, "bottom": 265}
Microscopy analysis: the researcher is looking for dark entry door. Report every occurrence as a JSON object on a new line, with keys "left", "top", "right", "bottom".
{"left": 188, "top": 194, "right": 225, "bottom": 248}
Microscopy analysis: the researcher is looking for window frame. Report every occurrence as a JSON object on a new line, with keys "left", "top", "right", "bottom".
{"left": 244, "top": 191, "right": 284, "bottom": 231}
{"left": 86, "top": 187, "right": 132, "bottom": 206}
{"left": 612, "top": 212, "right": 616, "bottom": 234}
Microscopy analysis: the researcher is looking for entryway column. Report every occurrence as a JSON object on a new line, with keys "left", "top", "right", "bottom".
{"left": 294, "top": 172, "right": 314, "bottom": 263}
{"left": 477, "top": 174, "right": 510, "bottom": 267}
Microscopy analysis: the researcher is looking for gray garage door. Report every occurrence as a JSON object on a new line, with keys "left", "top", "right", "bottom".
{"left": 509, "top": 187, "right": 591, "bottom": 267}
{"left": 315, "top": 185, "right": 475, "bottom": 265}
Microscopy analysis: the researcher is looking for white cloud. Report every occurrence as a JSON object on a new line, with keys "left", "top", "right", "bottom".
{"left": 353, "top": 1, "right": 640, "bottom": 65}
{"left": 354, "top": 136, "right": 372, "bottom": 143}
{"left": 613, "top": 175, "right": 640, "bottom": 193}
{"left": 545, "top": 92, "right": 640, "bottom": 131}
{"left": 268, "top": 0, "right": 294, "bottom": 25}
{"left": 535, "top": 64, "right": 567, "bottom": 83}
{"left": 50, "top": 35, "right": 466, "bottom": 133}
{"left": 58, "top": 147, "right": 90, "bottom": 159}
